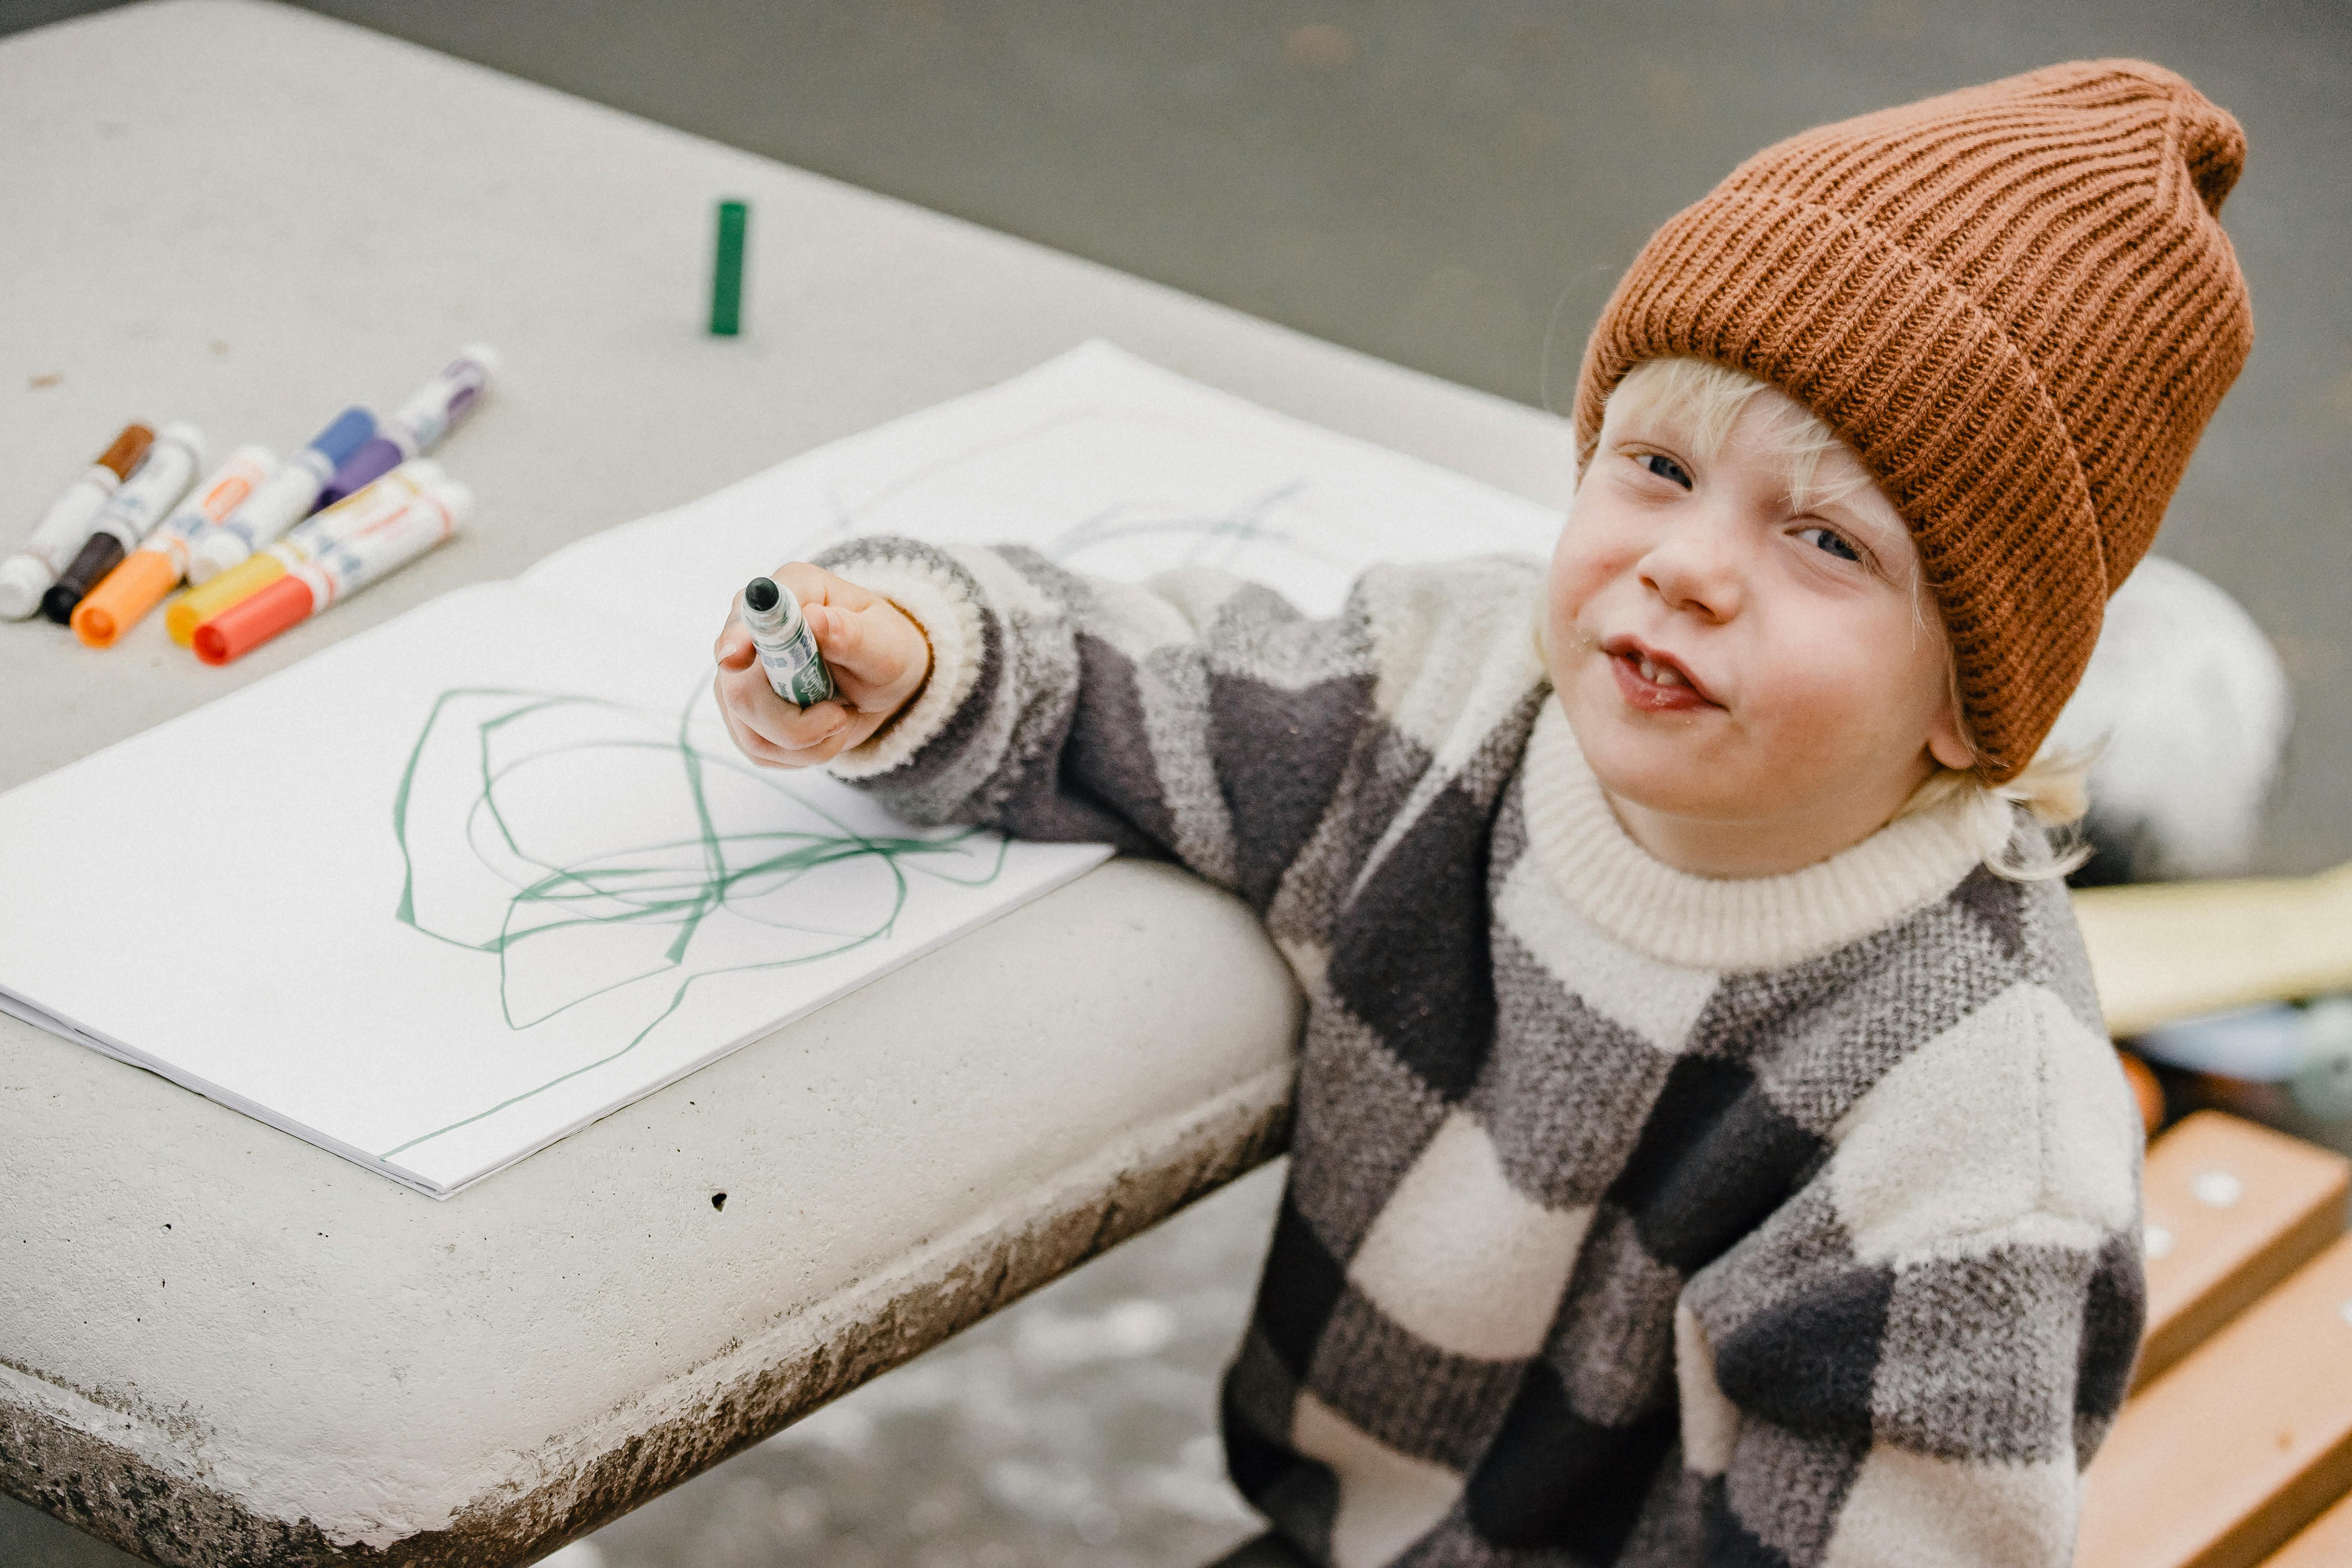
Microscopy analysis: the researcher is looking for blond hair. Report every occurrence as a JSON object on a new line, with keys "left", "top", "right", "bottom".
{"left": 1596, "top": 357, "right": 2093, "bottom": 880}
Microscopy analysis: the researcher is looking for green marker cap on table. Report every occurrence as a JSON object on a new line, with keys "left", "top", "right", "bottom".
{"left": 710, "top": 199, "right": 747, "bottom": 336}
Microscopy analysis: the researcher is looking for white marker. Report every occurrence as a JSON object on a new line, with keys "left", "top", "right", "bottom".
{"left": 167, "top": 461, "right": 457, "bottom": 646}
{"left": 188, "top": 405, "right": 375, "bottom": 583}
{"left": 316, "top": 346, "right": 500, "bottom": 508}
{"left": 150, "top": 446, "right": 279, "bottom": 579}
{"left": 740, "top": 576, "right": 838, "bottom": 707}
{"left": 39, "top": 422, "right": 207, "bottom": 622}
{"left": 192, "top": 472, "right": 473, "bottom": 665}
{"left": 0, "top": 421, "right": 155, "bottom": 619}
{"left": 67, "top": 447, "right": 278, "bottom": 649}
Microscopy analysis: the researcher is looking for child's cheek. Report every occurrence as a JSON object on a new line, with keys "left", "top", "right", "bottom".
{"left": 1746, "top": 609, "right": 1893, "bottom": 763}
{"left": 1545, "top": 515, "right": 1624, "bottom": 621}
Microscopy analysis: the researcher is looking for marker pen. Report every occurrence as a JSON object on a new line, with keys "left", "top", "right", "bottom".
{"left": 0, "top": 423, "right": 156, "bottom": 620}
{"left": 40, "top": 423, "right": 207, "bottom": 624}
{"left": 318, "top": 345, "right": 499, "bottom": 508}
{"left": 187, "top": 406, "right": 374, "bottom": 584}
{"left": 70, "top": 446, "right": 276, "bottom": 648}
{"left": 740, "top": 575, "right": 838, "bottom": 707}
{"left": 169, "top": 460, "right": 451, "bottom": 645}
{"left": 192, "top": 472, "right": 472, "bottom": 665}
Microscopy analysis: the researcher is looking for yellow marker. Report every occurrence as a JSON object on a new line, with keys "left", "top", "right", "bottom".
{"left": 166, "top": 551, "right": 285, "bottom": 644}
{"left": 165, "top": 460, "right": 451, "bottom": 646}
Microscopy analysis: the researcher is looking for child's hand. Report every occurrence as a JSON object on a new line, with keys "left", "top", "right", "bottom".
{"left": 712, "top": 563, "right": 931, "bottom": 768}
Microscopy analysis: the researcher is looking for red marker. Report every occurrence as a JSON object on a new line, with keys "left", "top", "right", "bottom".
{"left": 193, "top": 472, "right": 472, "bottom": 665}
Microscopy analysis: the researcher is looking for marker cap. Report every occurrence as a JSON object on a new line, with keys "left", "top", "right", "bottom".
{"left": 152, "top": 421, "right": 208, "bottom": 472}
{"left": 72, "top": 549, "right": 178, "bottom": 648}
{"left": 309, "top": 407, "right": 376, "bottom": 468}
{"left": 97, "top": 423, "right": 157, "bottom": 480}
{"left": 316, "top": 437, "right": 409, "bottom": 510}
{"left": 168, "top": 553, "right": 287, "bottom": 646}
{"left": 0, "top": 556, "right": 57, "bottom": 620}
{"left": 419, "top": 470, "right": 474, "bottom": 526}
{"left": 188, "top": 528, "right": 252, "bottom": 584}
{"left": 41, "top": 532, "right": 129, "bottom": 624}
{"left": 192, "top": 575, "right": 315, "bottom": 666}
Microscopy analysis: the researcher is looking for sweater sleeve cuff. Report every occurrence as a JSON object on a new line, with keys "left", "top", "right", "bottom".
{"left": 824, "top": 552, "right": 987, "bottom": 780}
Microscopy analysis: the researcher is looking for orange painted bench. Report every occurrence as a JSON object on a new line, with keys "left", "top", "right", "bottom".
{"left": 2078, "top": 1113, "right": 2352, "bottom": 1568}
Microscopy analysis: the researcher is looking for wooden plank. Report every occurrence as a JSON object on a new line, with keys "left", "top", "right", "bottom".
{"left": 2262, "top": 1491, "right": 2352, "bottom": 1567}
{"left": 2079, "top": 1234, "right": 2352, "bottom": 1568}
{"left": 2073, "top": 863, "right": 2352, "bottom": 1038}
{"left": 2138, "top": 1112, "right": 2350, "bottom": 1387}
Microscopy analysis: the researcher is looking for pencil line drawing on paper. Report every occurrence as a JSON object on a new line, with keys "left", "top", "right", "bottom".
{"left": 790, "top": 410, "right": 1355, "bottom": 584}
{"left": 380, "top": 683, "right": 1006, "bottom": 1160}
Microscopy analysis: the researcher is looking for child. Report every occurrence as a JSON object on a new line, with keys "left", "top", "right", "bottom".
{"left": 714, "top": 59, "right": 2250, "bottom": 1568}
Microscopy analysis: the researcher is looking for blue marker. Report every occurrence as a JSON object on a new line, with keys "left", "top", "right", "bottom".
{"left": 318, "top": 346, "right": 499, "bottom": 508}
{"left": 188, "top": 407, "right": 373, "bottom": 583}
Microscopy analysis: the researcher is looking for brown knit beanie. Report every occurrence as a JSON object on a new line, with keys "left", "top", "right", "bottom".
{"left": 1574, "top": 60, "right": 2253, "bottom": 781}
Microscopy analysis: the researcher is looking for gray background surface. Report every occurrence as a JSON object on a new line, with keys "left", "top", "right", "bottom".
{"left": 4, "top": 2, "right": 2345, "bottom": 1564}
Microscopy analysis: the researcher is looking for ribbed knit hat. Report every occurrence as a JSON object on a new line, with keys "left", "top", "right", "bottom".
{"left": 1574, "top": 60, "right": 2253, "bottom": 780}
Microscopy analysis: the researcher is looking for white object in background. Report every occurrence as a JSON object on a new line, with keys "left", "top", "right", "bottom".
{"left": 2049, "top": 555, "right": 2292, "bottom": 881}
{"left": 2134, "top": 996, "right": 2352, "bottom": 1120}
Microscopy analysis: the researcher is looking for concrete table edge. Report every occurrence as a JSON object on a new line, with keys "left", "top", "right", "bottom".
{"left": 2, "top": 1062, "right": 1293, "bottom": 1566}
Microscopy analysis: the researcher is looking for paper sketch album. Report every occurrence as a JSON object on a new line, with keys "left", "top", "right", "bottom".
{"left": 0, "top": 343, "right": 1563, "bottom": 1196}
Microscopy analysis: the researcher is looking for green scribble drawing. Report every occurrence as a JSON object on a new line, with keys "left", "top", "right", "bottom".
{"left": 380, "top": 683, "right": 1004, "bottom": 1161}
{"left": 800, "top": 410, "right": 1348, "bottom": 581}
{"left": 1040, "top": 480, "right": 1323, "bottom": 574}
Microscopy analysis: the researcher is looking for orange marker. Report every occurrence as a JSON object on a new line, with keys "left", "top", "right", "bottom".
{"left": 71, "top": 446, "right": 274, "bottom": 648}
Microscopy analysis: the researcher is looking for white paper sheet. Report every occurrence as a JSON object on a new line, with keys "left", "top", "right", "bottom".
{"left": 524, "top": 341, "right": 1564, "bottom": 634}
{"left": 0, "top": 343, "right": 1564, "bottom": 1197}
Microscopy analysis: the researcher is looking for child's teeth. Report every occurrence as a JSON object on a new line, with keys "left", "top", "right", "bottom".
{"left": 1655, "top": 663, "right": 1683, "bottom": 686}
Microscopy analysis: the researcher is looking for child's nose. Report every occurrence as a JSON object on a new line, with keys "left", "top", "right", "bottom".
{"left": 1637, "top": 525, "right": 1744, "bottom": 622}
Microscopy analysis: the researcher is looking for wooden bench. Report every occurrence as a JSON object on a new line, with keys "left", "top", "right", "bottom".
{"left": 2078, "top": 1111, "right": 2352, "bottom": 1568}
{"left": 2265, "top": 1491, "right": 2352, "bottom": 1567}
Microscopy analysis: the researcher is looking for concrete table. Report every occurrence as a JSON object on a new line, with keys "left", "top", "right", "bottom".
{"left": 0, "top": 3, "right": 1579, "bottom": 1563}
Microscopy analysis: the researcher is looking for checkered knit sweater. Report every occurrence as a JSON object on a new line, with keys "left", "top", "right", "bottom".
{"left": 820, "top": 539, "right": 2147, "bottom": 1568}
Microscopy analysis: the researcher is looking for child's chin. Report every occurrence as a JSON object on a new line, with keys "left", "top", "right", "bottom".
{"left": 1576, "top": 710, "right": 1806, "bottom": 816}
{"left": 1579, "top": 730, "right": 1742, "bottom": 815}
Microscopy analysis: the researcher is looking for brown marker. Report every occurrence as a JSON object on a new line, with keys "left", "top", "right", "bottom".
{"left": 1, "top": 422, "right": 157, "bottom": 620}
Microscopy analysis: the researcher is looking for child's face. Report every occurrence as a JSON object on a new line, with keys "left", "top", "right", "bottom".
{"left": 1545, "top": 383, "right": 1975, "bottom": 873}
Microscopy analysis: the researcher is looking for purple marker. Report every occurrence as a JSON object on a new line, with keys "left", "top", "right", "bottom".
{"left": 319, "top": 345, "right": 499, "bottom": 508}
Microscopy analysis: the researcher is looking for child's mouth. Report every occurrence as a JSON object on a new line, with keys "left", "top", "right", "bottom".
{"left": 1605, "top": 643, "right": 1717, "bottom": 713}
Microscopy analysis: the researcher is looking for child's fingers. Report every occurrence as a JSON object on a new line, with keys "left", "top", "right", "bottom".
{"left": 766, "top": 699, "right": 853, "bottom": 751}
{"left": 713, "top": 616, "right": 755, "bottom": 668}
{"left": 716, "top": 704, "right": 797, "bottom": 768}
{"left": 715, "top": 691, "right": 851, "bottom": 769}
{"left": 728, "top": 681, "right": 853, "bottom": 754}
{"left": 810, "top": 599, "right": 928, "bottom": 708}
{"left": 713, "top": 656, "right": 850, "bottom": 748}
{"left": 806, "top": 603, "right": 894, "bottom": 689}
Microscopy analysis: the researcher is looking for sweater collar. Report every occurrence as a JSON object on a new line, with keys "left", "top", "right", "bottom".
{"left": 1517, "top": 699, "right": 1989, "bottom": 973}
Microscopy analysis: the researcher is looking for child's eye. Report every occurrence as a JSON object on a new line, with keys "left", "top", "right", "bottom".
{"left": 1797, "top": 525, "right": 1863, "bottom": 563}
{"left": 1636, "top": 452, "right": 1693, "bottom": 490}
